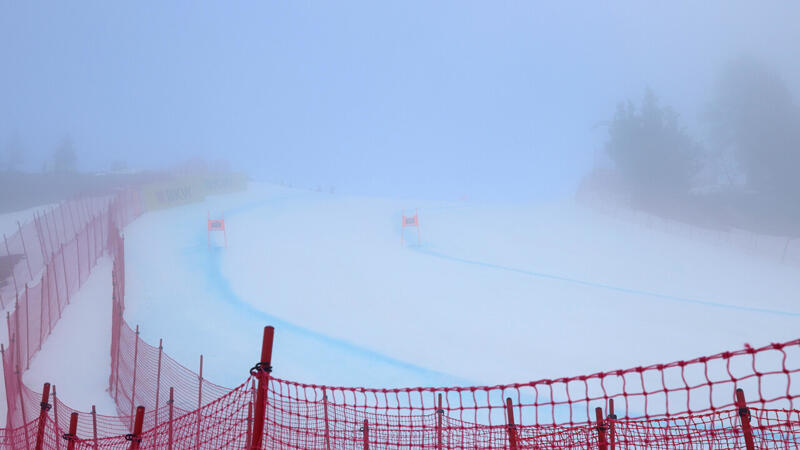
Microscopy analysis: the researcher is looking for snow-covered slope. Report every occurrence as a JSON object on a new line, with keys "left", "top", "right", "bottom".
{"left": 115, "top": 183, "right": 799, "bottom": 390}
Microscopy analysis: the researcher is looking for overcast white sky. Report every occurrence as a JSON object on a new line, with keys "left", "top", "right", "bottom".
{"left": 1, "top": 1, "right": 799, "bottom": 199}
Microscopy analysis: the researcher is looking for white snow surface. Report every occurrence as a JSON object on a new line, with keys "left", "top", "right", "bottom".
{"left": 5, "top": 182, "right": 800, "bottom": 425}
{"left": 121, "top": 183, "right": 800, "bottom": 389}
{"left": 22, "top": 257, "right": 118, "bottom": 415}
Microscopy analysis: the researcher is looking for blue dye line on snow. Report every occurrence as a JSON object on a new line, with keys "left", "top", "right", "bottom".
{"left": 197, "top": 194, "right": 473, "bottom": 386}
{"left": 410, "top": 246, "right": 800, "bottom": 318}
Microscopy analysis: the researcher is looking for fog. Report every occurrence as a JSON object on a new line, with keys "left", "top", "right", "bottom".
{"left": 4, "top": 3, "right": 800, "bottom": 438}
{"left": 2, "top": 1, "right": 799, "bottom": 201}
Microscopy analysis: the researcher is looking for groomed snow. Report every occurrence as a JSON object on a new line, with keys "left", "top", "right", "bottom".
{"left": 118, "top": 183, "right": 800, "bottom": 390}
{"left": 5, "top": 182, "right": 798, "bottom": 426}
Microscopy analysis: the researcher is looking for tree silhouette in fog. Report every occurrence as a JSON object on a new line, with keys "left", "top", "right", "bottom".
{"left": 707, "top": 57, "right": 800, "bottom": 201}
{"left": 2, "top": 132, "right": 24, "bottom": 171}
{"left": 53, "top": 135, "right": 77, "bottom": 172}
{"left": 605, "top": 89, "right": 701, "bottom": 205}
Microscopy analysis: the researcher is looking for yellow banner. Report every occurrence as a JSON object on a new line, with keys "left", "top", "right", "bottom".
{"left": 140, "top": 173, "right": 248, "bottom": 211}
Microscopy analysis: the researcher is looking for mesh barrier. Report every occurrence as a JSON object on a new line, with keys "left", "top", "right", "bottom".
{"left": 1, "top": 190, "right": 142, "bottom": 436}
{"left": 2, "top": 188, "right": 800, "bottom": 448}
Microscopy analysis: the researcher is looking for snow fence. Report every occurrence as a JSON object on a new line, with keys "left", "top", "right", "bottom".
{"left": 1, "top": 189, "right": 799, "bottom": 448}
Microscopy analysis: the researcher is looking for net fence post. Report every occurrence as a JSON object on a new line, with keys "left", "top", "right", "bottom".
{"left": 91, "top": 405, "right": 99, "bottom": 450}
{"left": 505, "top": 397, "right": 518, "bottom": 450}
{"left": 735, "top": 388, "right": 756, "bottom": 450}
{"left": 196, "top": 354, "right": 203, "bottom": 449}
{"left": 52, "top": 253, "right": 63, "bottom": 319}
{"left": 0, "top": 344, "right": 12, "bottom": 431}
{"left": 17, "top": 221, "right": 33, "bottom": 279}
{"left": 245, "top": 401, "right": 253, "bottom": 449}
{"left": 250, "top": 325, "right": 275, "bottom": 450}
{"left": 323, "top": 387, "right": 331, "bottom": 450}
{"left": 64, "top": 412, "right": 78, "bottom": 450}
{"left": 60, "top": 245, "right": 69, "bottom": 305}
{"left": 75, "top": 233, "right": 81, "bottom": 285}
{"left": 155, "top": 339, "right": 163, "bottom": 429}
{"left": 606, "top": 399, "right": 617, "bottom": 450}
{"left": 16, "top": 367, "right": 29, "bottom": 445}
{"left": 3, "top": 234, "right": 18, "bottom": 293}
{"left": 436, "top": 393, "right": 444, "bottom": 450}
{"left": 127, "top": 405, "right": 145, "bottom": 450}
{"left": 595, "top": 406, "right": 608, "bottom": 450}
{"left": 34, "top": 382, "right": 51, "bottom": 450}
{"left": 24, "top": 284, "right": 30, "bottom": 369}
{"left": 33, "top": 212, "right": 48, "bottom": 265}
{"left": 39, "top": 268, "right": 46, "bottom": 349}
{"left": 110, "top": 267, "right": 121, "bottom": 399}
{"left": 168, "top": 387, "right": 174, "bottom": 450}
{"left": 129, "top": 325, "right": 140, "bottom": 430}
{"left": 362, "top": 419, "right": 369, "bottom": 450}
{"left": 52, "top": 385, "right": 60, "bottom": 450}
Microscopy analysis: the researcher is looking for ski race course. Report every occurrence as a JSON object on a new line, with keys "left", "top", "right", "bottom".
{"left": 20, "top": 183, "right": 800, "bottom": 397}
{"left": 2, "top": 182, "right": 800, "bottom": 447}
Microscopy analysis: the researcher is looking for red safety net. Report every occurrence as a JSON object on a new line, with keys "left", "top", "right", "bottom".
{"left": 1, "top": 190, "right": 142, "bottom": 434}
{"left": 2, "top": 187, "right": 800, "bottom": 448}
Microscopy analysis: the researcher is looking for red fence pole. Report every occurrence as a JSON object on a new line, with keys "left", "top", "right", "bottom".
{"left": 91, "top": 405, "right": 99, "bottom": 450}
{"left": 15, "top": 367, "right": 29, "bottom": 444}
{"left": 67, "top": 200, "right": 77, "bottom": 238}
{"left": 24, "top": 284, "right": 30, "bottom": 369}
{"left": 245, "top": 402, "right": 253, "bottom": 449}
{"left": 736, "top": 388, "right": 756, "bottom": 450}
{"left": 595, "top": 406, "right": 608, "bottom": 450}
{"left": 65, "top": 412, "right": 78, "bottom": 450}
{"left": 0, "top": 345, "right": 12, "bottom": 430}
{"left": 250, "top": 326, "right": 275, "bottom": 450}
{"left": 362, "top": 419, "right": 370, "bottom": 450}
{"left": 128, "top": 406, "right": 145, "bottom": 450}
{"left": 4, "top": 234, "right": 18, "bottom": 293}
{"left": 129, "top": 325, "right": 140, "bottom": 430}
{"left": 17, "top": 221, "right": 33, "bottom": 279}
{"left": 58, "top": 204, "right": 68, "bottom": 240}
{"left": 75, "top": 233, "right": 81, "bottom": 285}
{"left": 436, "top": 393, "right": 443, "bottom": 450}
{"left": 505, "top": 397, "right": 518, "bottom": 450}
{"left": 196, "top": 354, "right": 203, "bottom": 449}
{"left": 168, "top": 387, "right": 174, "bottom": 450}
{"left": 60, "top": 245, "right": 70, "bottom": 304}
{"left": 34, "top": 382, "right": 51, "bottom": 450}
{"left": 52, "top": 385, "right": 60, "bottom": 450}
{"left": 323, "top": 388, "right": 331, "bottom": 450}
{"left": 33, "top": 212, "right": 48, "bottom": 263}
{"left": 42, "top": 211, "right": 56, "bottom": 256}
{"left": 51, "top": 254, "right": 63, "bottom": 319}
{"left": 155, "top": 339, "right": 163, "bottom": 428}
{"left": 39, "top": 271, "right": 46, "bottom": 349}
{"left": 607, "top": 399, "right": 617, "bottom": 450}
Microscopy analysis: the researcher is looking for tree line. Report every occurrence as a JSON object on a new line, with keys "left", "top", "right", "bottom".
{"left": 604, "top": 57, "right": 800, "bottom": 234}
